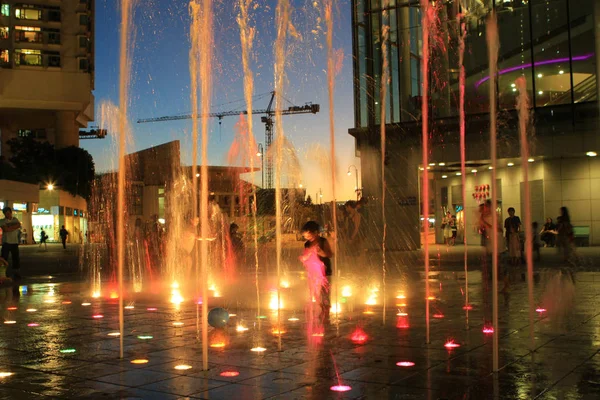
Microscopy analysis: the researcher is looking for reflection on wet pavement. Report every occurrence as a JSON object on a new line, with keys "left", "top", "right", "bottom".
{"left": 0, "top": 271, "right": 599, "bottom": 399}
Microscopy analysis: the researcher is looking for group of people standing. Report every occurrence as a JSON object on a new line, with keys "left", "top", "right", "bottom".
{"left": 477, "top": 201, "right": 577, "bottom": 264}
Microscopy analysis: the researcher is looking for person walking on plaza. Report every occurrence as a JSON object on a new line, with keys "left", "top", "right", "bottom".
{"left": 504, "top": 207, "right": 521, "bottom": 265}
{"left": 0, "top": 206, "right": 22, "bottom": 280}
{"left": 59, "top": 225, "right": 69, "bottom": 249}
{"left": 442, "top": 211, "right": 453, "bottom": 246}
{"left": 21, "top": 228, "right": 27, "bottom": 245}
{"left": 39, "top": 229, "right": 48, "bottom": 251}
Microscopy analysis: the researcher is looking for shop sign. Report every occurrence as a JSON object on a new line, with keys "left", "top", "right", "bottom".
{"left": 13, "top": 203, "right": 27, "bottom": 211}
{"left": 398, "top": 197, "right": 417, "bottom": 206}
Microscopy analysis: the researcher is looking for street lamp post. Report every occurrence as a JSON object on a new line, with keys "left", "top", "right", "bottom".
{"left": 347, "top": 165, "right": 359, "bottom": 200}
{"left": 257, "top": 143, "right": 264, "bottom": 189}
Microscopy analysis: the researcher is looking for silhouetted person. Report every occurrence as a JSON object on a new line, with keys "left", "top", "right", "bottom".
{"left": 540, "top": 217, "right": 556, "bottom": 247}
{"left": 39, "top": 229, "right": 48, "bottom": 251}
{"left": 59, "top": 225, "right": 69, "bottom": 249}
{"left": 0, "top": 207, "right": 22, "bottom": 280}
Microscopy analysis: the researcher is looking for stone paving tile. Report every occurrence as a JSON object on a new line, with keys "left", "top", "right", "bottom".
{"left": 192, "top": 382, "right": 289, "bottom": 399}
{"left": 95, "top": 369, "right": 177, "bottom": 387}
{"left": 138, "top": 375, "right": 227, "bottom": 396}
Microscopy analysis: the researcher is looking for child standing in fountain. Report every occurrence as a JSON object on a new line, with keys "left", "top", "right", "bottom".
{"left": 300, "top": 221, "right": 333, "bottom": 324}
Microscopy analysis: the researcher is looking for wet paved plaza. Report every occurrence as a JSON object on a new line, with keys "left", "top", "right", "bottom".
{"left": 0, "top": 269, "right": 599, "bottom": 399}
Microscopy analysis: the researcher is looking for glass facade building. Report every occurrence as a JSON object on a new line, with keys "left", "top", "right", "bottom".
{"left": 352, "top": 0, "right": 598, "bottom": 129}
{"left": 350, "top": 0, "right": 600, "bottom": 250}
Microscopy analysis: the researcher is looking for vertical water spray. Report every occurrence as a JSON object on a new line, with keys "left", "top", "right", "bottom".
{"left": 117, "top": 0, "right": 135, "bottom": 360}
{"left": 199, "top": 0, "right": 213, "bottom": 371}
{"left": 516, "top": 77, "right": 535, "bottom": 352}
{"left": 420, "top": 0, "right": 431, "bottom": 344}
{"left": 458, "top": 5, "right": 469, "bottom": 327}
{"left": 380, "top": 0, "right": 390, "bottom": 325}
{"left": 189, "top": 0, "right": 201, "bottom": 350}
{"left": 237, "top": 0, "right": 261, "bottom": 330}
{"left": 324, "top": 0, "right": 338, "bottom": 329}
{"left": 486, "top": 12, "right": 500, "bottom": 372}
{"left": 274, "top": 0, "right": 290, "bottom": 352}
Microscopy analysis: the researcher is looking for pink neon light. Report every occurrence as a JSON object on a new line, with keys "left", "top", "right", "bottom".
{"left": 474, "top": 53, "right": 594, "bottom": 88}
{"left": 444, "top": 340, "right": 460, "bottom": 349}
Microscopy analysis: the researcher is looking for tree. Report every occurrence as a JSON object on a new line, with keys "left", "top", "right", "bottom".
{"left": 7, "top": 136, "right": 55, "bottom": 183}
{"left": 304, "top": 195, "right": 313, "bottom": 207}
{"left": 54, "top": 146, "right": 95, "bottom": 200}
{"left": 7, "top": 138, "right": 95, "bottom": 200}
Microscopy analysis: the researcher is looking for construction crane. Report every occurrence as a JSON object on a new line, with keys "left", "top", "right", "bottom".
{"left": 79, "top": 127, "right": 108, "bottom": 140}
{"left": 137, "top": 91, "right": 320, "bottom": 189}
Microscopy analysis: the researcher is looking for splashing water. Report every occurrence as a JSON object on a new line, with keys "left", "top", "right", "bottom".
{"left": 380, "top": 0, "right": 390, "bottom": 325}
{"left": 189, "top": 0, "right": 214, "bottom": 371}
{"left": 273, "top": 0, "right": 291, "bottom": 352}
{"left": 516, "top": 76, "right": 536, "bottom": 351}
{"left": 236, "top": 0, "right": 261, "bottom": 333}
{"left": 458, "top": 7, "right": 469, "bottom": 326}
{"left": 486, "top": 11, "right": 500, "bottom": 372}
{"left": 324, "top": 0, "right": 339, "bottom": 328}
{"left": 420, "top": 0, "right": 432, "bottom": 344}
{"left": 117, "top": 0, "right": 136, "bottom": 360}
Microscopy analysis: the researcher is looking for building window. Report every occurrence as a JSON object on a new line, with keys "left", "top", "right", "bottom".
{"left": 48, "top": 9, "right": 60, "bottom": 22}
{"left": 18, "top": 129, "right": 46, "bottom": 139}
{"left": 47, "top": 52, "right": 60, "bottom": 67}
{"left": 79, "top": 14, "right": 89, "bottom": 26}
{"left": 78, "top": 57, "right": 88, "bottom": 71}
{"left": 15, "top": 49, "right": 41, "bottom": 66}
{"left": 47, "top": 30, "right": 60, "bottom": 44}
{"left": 78, "top": 35, "right": 88, "bottom": 49}
{"left": 14, "top": 26, "right": 42, "bottom": 43}
{"left": 0, "top": 49, "right": 8, "bottom": 66}
{"left": 1, "top": 4, "right": 9, "bottom": 17}
{"left": 15, "top": 6, "right": 42, "bottom": 21}
{"left": 0, "top": 27, "right": 8, "bottom": 40}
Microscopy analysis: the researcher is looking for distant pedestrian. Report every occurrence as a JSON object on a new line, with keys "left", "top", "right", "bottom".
{"left": 451, "top": 215, "right": 458, "bottom": 245}
{"left": 59, "top": 225, "right": 69, "bottom": 249}
{"left": 39, "top": 229, "right": 48, "bottom": 251}
{"left": 442, "top": 211, "right": 453, "bottom": 246}
{"left": 21, "top": 228, "right": 27, "bottom": 245}
{"left": 556, "top": 207, "right": 575, "bottom": 264}
{"left": 504, "top": 207, "right": 521, "bottom": 265}
{"left": 0, "top": 207, "right": 22, "bottom": 280}
{"left": 540, "top": 217, "right": 556, "bottom": 247}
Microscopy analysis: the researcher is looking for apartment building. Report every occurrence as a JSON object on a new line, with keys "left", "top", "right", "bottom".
{"left": 0, "top": 0, "right": 95, "bottom": 155}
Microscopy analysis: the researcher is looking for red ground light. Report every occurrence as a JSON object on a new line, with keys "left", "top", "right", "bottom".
{"left": 483, "top": 326, "right": 494, "bottom": 334}
{"left": 444, "top": 340, "right": 460, "bottom": 349}
{"left": 396, "top": 361, "right": 415, "bottom": 367}
{"left": 219, "top": 371, "right": 240, "bottom": 377}
{"left": 350, "top": 328, "right": 368, "bottom": 344}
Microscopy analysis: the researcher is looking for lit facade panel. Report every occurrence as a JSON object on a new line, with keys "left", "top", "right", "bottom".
{"left": 351, "top": 0, "right": 598, "bottom": 129}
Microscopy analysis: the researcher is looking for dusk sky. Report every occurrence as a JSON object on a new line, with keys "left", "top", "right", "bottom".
{"left": 84, "top": 0, "right": 360, "bottom": 202}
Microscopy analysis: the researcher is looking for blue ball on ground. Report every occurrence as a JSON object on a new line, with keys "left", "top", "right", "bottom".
{"left": 208, "top": 308, "right": 229, "bottom": 328}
